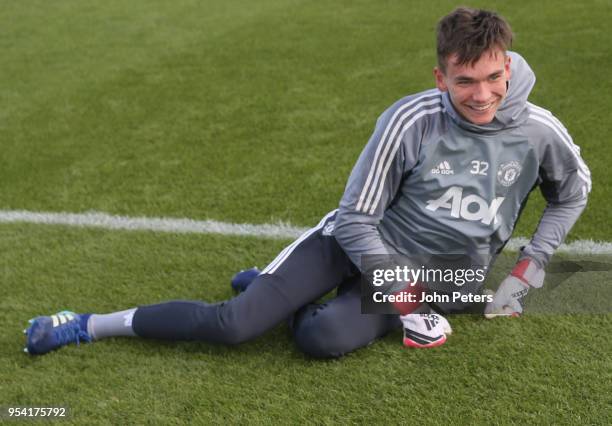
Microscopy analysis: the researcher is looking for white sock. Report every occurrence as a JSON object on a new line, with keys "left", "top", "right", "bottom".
{"left": 87, "top": 309, "right": 137, "bottom": 340}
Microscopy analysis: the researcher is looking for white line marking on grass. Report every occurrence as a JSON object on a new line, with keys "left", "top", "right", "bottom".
{"left": 1, "top": 209, "right": 611, "bottom": 255}
{"left": 0, "top": 210, "right": 307, "bottom": 239}
{"left": 503, "top": 237, "right": 612, "bottom": 255}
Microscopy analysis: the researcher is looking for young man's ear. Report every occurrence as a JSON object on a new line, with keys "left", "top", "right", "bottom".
{"left": 504, "top": 54, "right": 512, "bottom": 80}
{"left": 433, "top": 67, "right": 448, "bottom": 92}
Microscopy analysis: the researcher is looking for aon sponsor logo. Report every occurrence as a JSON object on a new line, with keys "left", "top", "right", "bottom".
{"left": 426, "top": 186, "right": 504, "bottom": 225}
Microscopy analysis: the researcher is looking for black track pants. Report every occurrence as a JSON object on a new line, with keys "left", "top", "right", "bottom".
{"left": 132, "top": 211, "right": 401, "bottom": 357}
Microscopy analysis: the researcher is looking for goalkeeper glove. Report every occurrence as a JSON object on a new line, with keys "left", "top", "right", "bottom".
{"left": 401, "top": 312, "right": 452, "bottom": 348}
{"left": 484, "top": 258, "right": 544, "bottom": 318}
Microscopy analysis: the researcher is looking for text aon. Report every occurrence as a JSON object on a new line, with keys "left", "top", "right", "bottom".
{"left": 426, "top": 186, "right": 504, "bottom": 225}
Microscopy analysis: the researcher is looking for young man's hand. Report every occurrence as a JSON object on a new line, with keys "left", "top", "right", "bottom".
{"left": 484, "top": 258, "right": 544, "bottom": 318}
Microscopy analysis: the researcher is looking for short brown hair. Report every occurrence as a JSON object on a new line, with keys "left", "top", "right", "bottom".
{"left": 436, "top": 7, "right": 513, "bottom": 72}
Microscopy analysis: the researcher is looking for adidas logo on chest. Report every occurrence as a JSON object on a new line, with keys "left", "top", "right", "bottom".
{"left": 431, "top": 161, "right": 454, "bottom": 175}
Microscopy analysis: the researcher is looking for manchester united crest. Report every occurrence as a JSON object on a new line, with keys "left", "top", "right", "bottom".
{"left": 497, "top": 161, "right": 522, "bottom": 187}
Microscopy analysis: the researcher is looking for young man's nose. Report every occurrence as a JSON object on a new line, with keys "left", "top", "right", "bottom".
{"left": 471, "top": 83, "right": 492, "bottom": 102}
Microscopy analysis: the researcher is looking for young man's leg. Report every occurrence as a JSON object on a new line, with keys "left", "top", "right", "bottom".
{"left": 291, "top": 276, "right": 402, "bottom": 358}
{"left": 25, "top": 210, "right": 359, "bottom": 354}
{"left": 290, "top": 275, "right": 460, "bottom": 357}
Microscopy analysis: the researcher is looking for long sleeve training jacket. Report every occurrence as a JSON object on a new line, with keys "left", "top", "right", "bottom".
{"left": 334, "top": 52, "right": 591, "bottom": 270}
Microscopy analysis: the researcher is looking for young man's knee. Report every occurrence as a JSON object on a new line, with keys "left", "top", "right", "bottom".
{"left": 292, "top": 312, "right": 356, "bottom": 358}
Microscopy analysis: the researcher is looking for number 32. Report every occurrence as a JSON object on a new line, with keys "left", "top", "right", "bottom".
{"left": 470, "top": 160, "right": 489, "bottom": 176}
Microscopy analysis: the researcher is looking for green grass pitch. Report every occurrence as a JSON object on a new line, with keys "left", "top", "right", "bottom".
{"left": 1, "top": 0, "right": 611, "bottom": 424}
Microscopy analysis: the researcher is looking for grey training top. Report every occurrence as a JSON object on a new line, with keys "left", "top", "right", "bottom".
{"left": 334, "top": 52, "right": 591, "bottom": 270}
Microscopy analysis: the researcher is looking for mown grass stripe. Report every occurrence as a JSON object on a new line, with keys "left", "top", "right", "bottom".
{"left": 1, "top": 209, "right": 611, "bottom": 254}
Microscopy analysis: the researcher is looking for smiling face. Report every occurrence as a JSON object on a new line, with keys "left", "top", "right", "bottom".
{"left": 434, "top": 49, "right": 511, "bottom": 125}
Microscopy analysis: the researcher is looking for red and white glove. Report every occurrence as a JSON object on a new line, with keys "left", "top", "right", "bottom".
{"left": 401, "top": 312, "right": 452, "bottom": 348}
{"left": 484, "top": 258, "right": 544, "bottom": 318}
